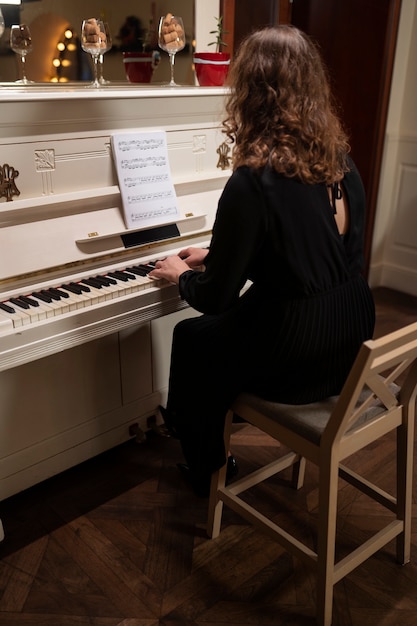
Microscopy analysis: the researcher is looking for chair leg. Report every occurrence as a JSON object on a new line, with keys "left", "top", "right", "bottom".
{"left": 207, "top": 409, "right": 234, "bottom": 539}
{"left": 396, "top": 408, "right": 415, "bottom": 564}
{"left": 207, "top": 465, "right": 226, "bottom": 538}
{"left": 0, "top": 518, "right": 4, "bottom": 542}
{"left": 291, "top": 456, "right": 306, "bottom": 489}
{"left": 316, "top": 456, "right": 339, "bottom": 626}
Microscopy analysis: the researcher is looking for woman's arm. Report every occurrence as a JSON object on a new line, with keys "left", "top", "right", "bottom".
{"left": 152, "top": 167, "right": 267, "bottom": 314}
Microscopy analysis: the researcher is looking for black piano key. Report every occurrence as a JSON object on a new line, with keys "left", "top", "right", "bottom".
{"left": 137, "top": 264, "right": 154, "bottom": 274}
{"left": 126, "top": 266, "right": 148, "bottom": 277}
{"left": 107, "top": 271, "right": 129, "bottom": 282}
{"left": 41, "top": 289, "right": 61, "bottom": 301}
{"left": 61, "top": 284, "right": 82, "bottom": 295}
{"left": 94, "top": 275, "right": 116, "bottom": 286}
{"left": 18, "top": 295, "right": 40, "bottom": 307}
{"left": 61, "top": 283, "right": 90, "bottom": 295}
{"left": 81, "top": 278, "right": 103, "bottom": 289}
{"left": 32, "top": 291, "right": 53, "bottom": 303}
{"left": 10, "top": 297, "right": 30, "bottom": 310}
{"left": 117, "top": 270, "right": 137, "bottom": 280}
{"left": 49, "top": 287, "right": 70, "bottom": 299}
{"left": 0, "top": 302, "right": 15, "bottom": 314}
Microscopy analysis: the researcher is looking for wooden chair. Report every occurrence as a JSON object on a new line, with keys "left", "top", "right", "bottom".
{"left": 207, "top": 321, "right": 417, "bottom": 626}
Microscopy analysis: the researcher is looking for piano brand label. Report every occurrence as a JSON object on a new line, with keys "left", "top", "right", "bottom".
{"left": 88, "top": 232, "right": 99, "bottom": 238}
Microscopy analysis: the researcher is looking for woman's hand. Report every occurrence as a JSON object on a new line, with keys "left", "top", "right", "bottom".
{"left": 148, "top": 254, "right": 191, "bottom": 284}
{"left": 178, "top": 246, "right": 209, "bottom": 268}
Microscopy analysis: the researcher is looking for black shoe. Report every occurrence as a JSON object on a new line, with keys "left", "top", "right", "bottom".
{"left": 226, "top": 455, "right": 239, "bottom": 481}
{"left": 176, "top": 463, "right": 211, "bottom": 498}
{"left": 176, "top": 455, "right": 239, "bottom": 498}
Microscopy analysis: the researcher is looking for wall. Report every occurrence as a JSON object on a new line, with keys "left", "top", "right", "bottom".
{"left": 369, "top": 0, "right": 417, "bottom": 296}
{"left": 195, "top": 0, "right": 220, "bottom": 50}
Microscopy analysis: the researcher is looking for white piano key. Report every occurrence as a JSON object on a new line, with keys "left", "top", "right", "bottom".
{"left": 79, "top": 283, "right": 111, "bottom": 303}
{"left": 58, "top": 288, "right": 91, "bottom": 310}
{"left": 45, "top": 295, "right": 71, "bottom": 315}
{"left": 98, "top": 281, "right": 127, "bottom": 298}
{"left": 88, "top": 282, "right": 117, "bottom": 300}
{"left": 123, "top": 275, "right": 149, "bottom": 292}
{"left": 29, "top": 298, "right": 55, "bottom": 319}
{"left": 111, "top": 280, "right": 133, "bottom": 296}
{"left": 104, "top": 273, "right": 138, "bottom": 295}
{"left": 20, "top": 300, "right": 48, "bottom": 321}
{"left": 0, "top": 312, "right": 14, "bottom": 333}
{"left": 8, "top": 301, "right": 41, "bottom": 323}
{"left": 31, "top": 295, "right": 64, "bottom": 317}
{"left": 1, "top": 304, "right": 32, "bottom": 326}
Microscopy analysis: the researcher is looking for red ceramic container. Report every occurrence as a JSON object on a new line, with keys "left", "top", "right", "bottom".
{"left": 193, "top": 52, "right": 230, "bottom": 86}
{"left": 123, "top": 51, "right": 160, "bottom": 83}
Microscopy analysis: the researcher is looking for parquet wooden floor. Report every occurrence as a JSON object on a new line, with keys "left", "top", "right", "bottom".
{"left": 1, "top": 287, "right": 417, "bottom": 626}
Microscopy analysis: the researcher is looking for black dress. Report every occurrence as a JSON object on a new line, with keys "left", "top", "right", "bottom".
{"left": 165, "top": 159, "right": 375, "bottom": 477}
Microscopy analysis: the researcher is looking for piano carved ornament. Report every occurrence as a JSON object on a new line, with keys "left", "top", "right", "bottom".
{"left": 0, "top": 85, "right": 230, "bottom": 519}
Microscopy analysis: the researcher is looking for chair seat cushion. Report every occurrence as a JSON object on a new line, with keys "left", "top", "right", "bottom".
{"left": 234, "top": 384, "right": 399, "bottom": 445}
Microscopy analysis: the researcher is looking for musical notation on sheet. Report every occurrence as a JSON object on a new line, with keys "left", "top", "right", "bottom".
{"left": 112, "top": 131, "right": 179, "bottom": 229}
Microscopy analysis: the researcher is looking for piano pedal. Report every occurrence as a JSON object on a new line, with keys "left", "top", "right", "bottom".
{"left": 128, "top": 422, "right": 146, "bottom": 444}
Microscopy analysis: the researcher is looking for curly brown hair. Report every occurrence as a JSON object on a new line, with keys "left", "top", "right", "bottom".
{"left": 223, "top": 25, "right": 350, "bottom": 184}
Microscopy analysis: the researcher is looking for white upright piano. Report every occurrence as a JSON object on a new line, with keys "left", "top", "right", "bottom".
{"left": 0, "top": 84, "right": 230, "bottom": 537}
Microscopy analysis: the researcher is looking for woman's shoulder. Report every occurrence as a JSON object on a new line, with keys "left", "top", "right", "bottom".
{"left": 343, "top": 156, "right": 366, "bottom": 195}
{"left": 224, "top": 165, "right": 263, "bottom": 194}
{"left": 230, "top": 164, "right": 289, "bottom": 187}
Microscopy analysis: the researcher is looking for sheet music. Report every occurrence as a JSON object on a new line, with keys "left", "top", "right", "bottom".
{"left": 112, "top": 130, "right": 179, "bottom": 230}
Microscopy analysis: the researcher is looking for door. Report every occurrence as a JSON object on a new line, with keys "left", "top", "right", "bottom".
{"left": 220, "top": 0, "right": 401, "bottom": 275}
{"left": 290, "top": 0, "right": 401, "bottom": 273}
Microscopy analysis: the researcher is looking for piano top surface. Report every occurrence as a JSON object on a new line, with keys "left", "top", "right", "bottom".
{"left": 0, "top": 82, "right": 228, "bottom": 103}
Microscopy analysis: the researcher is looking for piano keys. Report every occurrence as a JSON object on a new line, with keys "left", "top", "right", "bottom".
{"left": 0, "top": 84, "right": 230, "bottom": 511}
{"left": 1, "top": 261, "right": 162, "bottom": 330}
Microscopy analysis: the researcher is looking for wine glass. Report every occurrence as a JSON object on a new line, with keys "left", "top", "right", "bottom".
{"left": 10, "top": 24, "right": 34, "bottom": 84}
{"left": 158, "top": 14, "right": 185, "bottom": 86}
{"left": 98, "top": 21, "right": 112, "bottom": 85}
{"left": 81, "top": 18, "right": 107, "bottom": 88}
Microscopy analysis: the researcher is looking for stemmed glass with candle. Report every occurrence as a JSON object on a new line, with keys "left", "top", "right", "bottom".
{"left": 158, "top": 14, "right": 185, "bottom": 86}
{"left": 81, "top": 18, "right": 107, "bottom": 88}
{"left": 10, "top": 24, "right": 34, "bottom": 84}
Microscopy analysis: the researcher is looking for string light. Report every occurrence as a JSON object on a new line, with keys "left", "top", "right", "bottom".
{"left": 51, "top": 25, "right": 78, "bottom": 82}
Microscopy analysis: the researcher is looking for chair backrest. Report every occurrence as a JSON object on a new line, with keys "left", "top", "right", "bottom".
{"left": 323, "top": 321, "right": 417, "bottom": 449}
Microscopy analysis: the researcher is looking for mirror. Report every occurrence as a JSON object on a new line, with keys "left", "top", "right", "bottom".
{"left": 0, "top": 0, "right": 196, "bottom": 84}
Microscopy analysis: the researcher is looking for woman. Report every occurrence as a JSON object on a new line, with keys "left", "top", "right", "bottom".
{"left": 149, "top": 25, "right": 375, "bottom": 496}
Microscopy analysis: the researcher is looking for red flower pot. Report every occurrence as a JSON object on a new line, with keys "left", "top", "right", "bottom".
{"left": 193, "top": 52, "right": 230, "bottom": 86}
{"left": 123, "top": 51, "right": 160, "bottom": 83}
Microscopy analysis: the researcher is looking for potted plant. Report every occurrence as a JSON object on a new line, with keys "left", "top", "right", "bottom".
{"left": 194, "top": 16, "right": 230, "bottom": 87}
